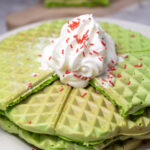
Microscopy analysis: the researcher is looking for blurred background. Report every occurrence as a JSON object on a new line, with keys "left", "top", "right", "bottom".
{"left": 0, "top": 0, "right": 150, "bottom": 34}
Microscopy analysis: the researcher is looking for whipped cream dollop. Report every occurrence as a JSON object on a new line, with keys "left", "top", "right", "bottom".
{"left": 41, "top": 14, "right": 117, "bottom": 88}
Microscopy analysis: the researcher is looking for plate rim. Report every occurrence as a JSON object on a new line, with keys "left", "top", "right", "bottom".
{"left": 0, "top": 17, "right": 150, "bottom": 41}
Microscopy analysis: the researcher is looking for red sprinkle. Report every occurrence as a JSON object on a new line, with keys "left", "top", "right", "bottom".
{"left": 27, "top": 83, "right": 32, "bottom": 88}
{"left": 117, "top": 74, "right": 122, "bottom": 78}
{"left": 51, "top": 40, "right": 54, "bottom": 43}
{"left": 73, "top": 34, "right": 78, "bottom": 38}
{"left": 73, "top": 74, "right": 81, "bottom": 78}
{"left": 127, "top": 81, "right": 131, "bottom": 85}
{"left": 102, "top": 78, "right": 106, "bottom": 82}
{"left": 70, "top": 44, "right": 73, "bottom": 48}
{"left": 33, "top": 74, "right": 38, "bottom": 77}
{"left": 131, "top": 34, "right": 135, "bottom": 38}
{"left": 66, "top": 38, "right": 70, "bottom": 43}
{"left": 134, "top": 64, "right": 143, "bottom": 68}
{"left": 101, "top": 41, "right": 106, "bottom": 46}
{"left": 124, "top": 64, "right": 127, "bottom": 69}
{"left": 81, "top": 93, "right": 87, "bottom": 97}
{"left": 93, "top": 50, "right": 99, "bottom": 55}
{"left": 90, "top": 43, "right": 94, "bottom": 46}
{"left": 107, "top": 75, "right": 110, "bottom": 78}
{"left": 81, "top": 77, "right": 87, "bottom": 80}
{"left": 67, "top": 29, "right": 71, "bottom": 33}
{"left": 111, "top": 60, "right": 114, "bottom": 64}
{"left": 62, "top": 75, "right": 65, "bottom": 77}
{"left": 82, "top": 52, "right": 85, "bottom": 57}
{"left": 80, "top": 45, "right": 84, "bottom": 49}
{"left": 65, "top": 70, "right": 70, "bottom": 74}
{"left": 109, "top": 67, "right": 116, "bottom": 71}
{"left": 140, "top": 58, "right": 143, "bottom": 61}
{"left": 76, "top": 48, "right": 79, "bottom": 53}
{"left": 76, "top": 30, "right": 89, "bottom": 44}
{"left": 62, "top": 49, "right": 64, "bottom": 54}
{"left": 59, "top": 88, "right": 64, "bottom": 92}
{"left": 48, "top": 56, "right": 52, "bottom": 60}
{"left": 28, "top": 121, "right": 31, "bottom": 124}
{"left": 109, "top": 81, "right": 114, "bottom": 86}
{"left": 98, "top": 56, "right": 103, "bottom": 61}
{"left": 97, "top": 31, "right": 99, "bottom": 34}
{"left": 83, "top": 41, "right": 87, "bottom": 48}
{"left": 38, "top": 54, "right": 42, "bottom": 57}
{"left": 109, "top": 72, "right": 115, "bottom": 77}
{"left": 68, "top": 21, "right": 80, "bottom": 31}
{"left": 89, "top": 52, "right": 93, "bottom": 55}
{"left": 124, "top": 55, "right": 128, "bottom": 58}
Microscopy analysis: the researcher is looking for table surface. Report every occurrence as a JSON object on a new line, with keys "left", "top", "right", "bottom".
{"left": 0, "top": 18, "right": 150, "bottom": 150}
{"left": 0, "top": 0, "right": 150, "bottom": 34}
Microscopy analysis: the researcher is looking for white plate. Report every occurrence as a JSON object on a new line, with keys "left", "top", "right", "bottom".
{"left": 0, "top": 18, "right": 150, "bottom": 150}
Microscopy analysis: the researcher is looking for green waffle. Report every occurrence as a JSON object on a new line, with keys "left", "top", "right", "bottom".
{"left": 5, "top": 81, "right": 150, "bottom": 145}
{"left": 0, "top": 115, "right": 142, "bottom": 150}
{"left": 91, "top": 51, "right": 150, "bottom": 116}
{"left": 1, "top": 19, "right": 150, "bottom": 148}
{"left": 0, "top": 20, "right": 68, "bottom": 111}
{"left": 6, "top": 81, "right": 71, "bottom": 135}
{"left": 90, "top": 22, "right": 150, "bottom": 116}
{"left": 101, "top": 23, "right": 150, "bottom": 54}
{"left": 44, "top": 0, "right": 110, "bottom": 7}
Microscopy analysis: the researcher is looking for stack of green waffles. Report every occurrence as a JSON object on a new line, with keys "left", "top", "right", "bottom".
{"left": 0, "top": 19, "right": 150, "bottom": 150}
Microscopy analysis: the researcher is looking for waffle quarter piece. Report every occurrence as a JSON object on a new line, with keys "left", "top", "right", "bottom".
{"left": 6, "top": 81, "right": 71, "bottom": 134}
{"left": 0, "top": 20, "right": 67, "bottom": 111}
{"left": 92, "top": 51, "right": 150, "bottom": 116}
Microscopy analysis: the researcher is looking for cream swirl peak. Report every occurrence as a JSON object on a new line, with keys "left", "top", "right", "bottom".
{"left": 41, "top": 14, "right": 117, "bottom": 88}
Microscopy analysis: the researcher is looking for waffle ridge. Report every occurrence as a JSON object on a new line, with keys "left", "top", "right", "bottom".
{"left": 7, "top": 81, "right": 71, "bottom": 134}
